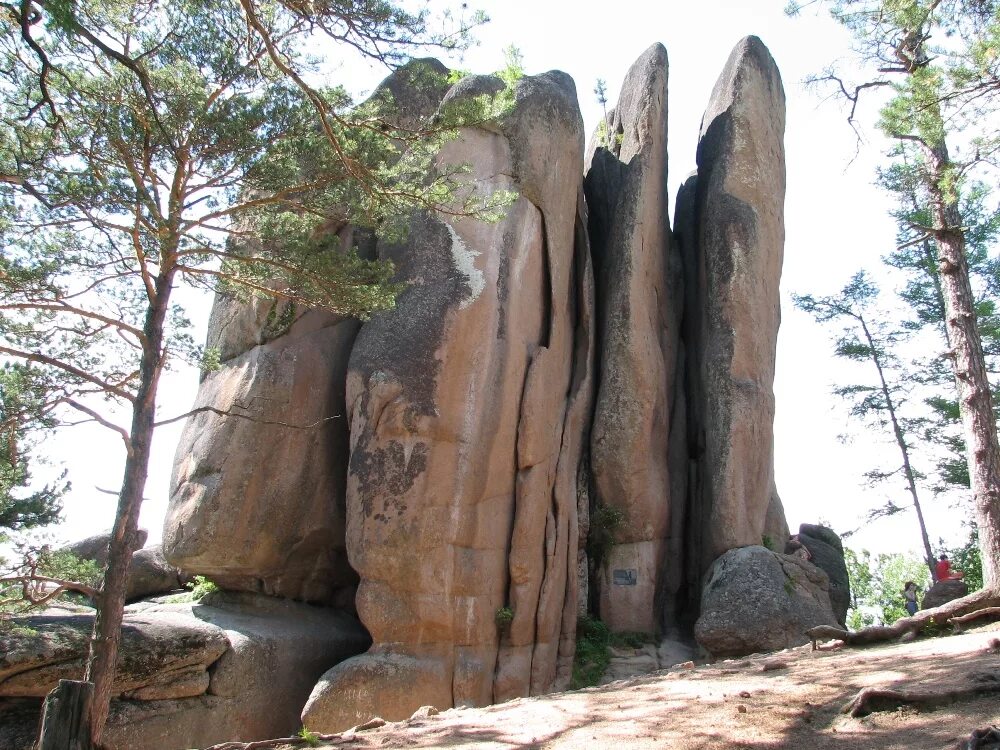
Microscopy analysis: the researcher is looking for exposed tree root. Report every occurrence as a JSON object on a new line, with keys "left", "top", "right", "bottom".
{"left": 842, "top": 671, "right": 1000, "bottom": 717}
{"left": 807, "top": 588, "right": 1000, "bottom": 649}
{"left": 203, "top": 735, "right": 353, "bottom": 750}
{"left": 950, "top": 607, "right": 1000, "bottom": 633}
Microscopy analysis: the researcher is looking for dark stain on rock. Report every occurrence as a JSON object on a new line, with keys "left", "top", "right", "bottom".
{"left": 350, "top": 438, "right": 429, "bottom": 521}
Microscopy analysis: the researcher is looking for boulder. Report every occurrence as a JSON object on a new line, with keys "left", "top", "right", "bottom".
{"left": 694, "top": 546, "right": 839, "bottom": 658}
{"left": 163, "top": 60, "right": 452, "bottom": 605}
{"left": 922, "top": 578, "right": 969, "bottom": 610}
{"left": 584, "top": 44, "right": 684, "bottom": 635}
{"left": 0, "top": 610, "right": 228, "bottom": 699}
{"left": 796, "top": 524, "right": 849, "bottom": 626}
{"left": 63, "top": 532, "right": 186, "bottom": 602}
{"left": 303, "top": 69, "right": 593, "bottom": 731}
{"left": 0, "top": 593, "right": 370, "bottom": 750}
{"left": 678, "top": 36, "right": 788, "bottom": 583}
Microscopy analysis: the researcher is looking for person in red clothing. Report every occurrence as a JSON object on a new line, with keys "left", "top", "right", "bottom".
{"left": 935, "top": 553, "right": 964, "bottom": 582}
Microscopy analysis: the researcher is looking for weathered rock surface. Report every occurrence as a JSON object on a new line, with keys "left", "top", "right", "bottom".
{"left": 0, "top": 593, "right": 369, "bottom": 750}
{"left": 796, "top": 523, "right": 849, "bottom": 626}
{"left": 584, "top": 44, "right": 683, "bottom": 635}
{"left": 922, "top": 578, "right": 970, "bottom": 610}
{"left": 0, "top": 610, "right": 228, "bottom": 699}
{"left": 679, "top": 36, "right": 788, "bottom": 583}
{"left": 694, "top": 546, "right": 839, "bottom": 658}
{"left": 163, "top": 307, "right": 360, "bottom": 604}
{"left": 162, "top": 61, "right": 451, "bottom": 606}
{"left": 302, "top": 69, "right": 593, "bottom": 731}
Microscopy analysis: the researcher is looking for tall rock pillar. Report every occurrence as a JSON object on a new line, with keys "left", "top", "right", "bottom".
{"left": 677, "top": 36, "right": 789, "bottom": 588}
{"left": 584, "top": 44, "right": 684, "bottom": 634}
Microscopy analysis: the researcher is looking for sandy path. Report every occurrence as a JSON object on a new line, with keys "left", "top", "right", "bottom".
{"left": 272, "top": 629, "right": 1000, "bottom": 750}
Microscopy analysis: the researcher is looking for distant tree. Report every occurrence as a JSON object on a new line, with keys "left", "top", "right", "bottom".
{"left": 795, "top": 271, "right": 937, "bottom": 577}
{"left": 845, "top": 547, "right": 933, "bottom": 627}
{"left": 0, "top": 0, "right": 504, "bottom": 744}
{"left": 0, "top": 364, "right": 66, "bottom": 536}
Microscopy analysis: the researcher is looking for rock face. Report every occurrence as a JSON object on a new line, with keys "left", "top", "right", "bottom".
{"left": 0, "top": 593, "right": 369, "bottom": 750}
{"left": 162, "top": 61, "right": 451, "bottom": 605}
{"left": 301, "top": 70, "right": 593, "bottom": 731}
{"left": 694, "top": 546, "right": 839, "bottom": 658}
{"left": 677, "top": 36, "right": 788, "bottom": 586}
{"left": 0, "top": 610, "right": 228, "bottom": 700}
{"left": 137, "top": 37, "right": 794, "bottom": 737}
{"left": 584, "top": 44, "right": 683, "bottom": 634}
{"left": 922, "top": 578, "right": 969, "bottom": 610}
{"left": 796, "top": 523, "right": 849, "bottom": 626}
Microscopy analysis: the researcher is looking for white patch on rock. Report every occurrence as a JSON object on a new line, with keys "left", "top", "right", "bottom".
{"left": 446, "top": 223, "right": 484, "bottom": 309}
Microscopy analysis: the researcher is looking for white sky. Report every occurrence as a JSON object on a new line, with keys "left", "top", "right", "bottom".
{"left": 39, "top": 0, "right": 981, "bottom": 561}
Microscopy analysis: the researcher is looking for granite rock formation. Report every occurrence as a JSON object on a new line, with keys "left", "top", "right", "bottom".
{"left": 162, "top": 60, "right": 451, "bottom": 606}
{"left": 142, "top": 35, "right": 797, "bottom": 737}
{"left": 922, "top": 578, "right": 970, "bottom": 610}
{"left": 796, "top": 524, "right": 850, "bottom": 626}
{"left": 584, "top": 43, "right": 683, "bottom": 634}
{"left": 0, "top": 594, "right": 369, "bottom": 750}
{"left": 693, "top": 545, "right": 839, "bottom": 657}
{"left": 301, "top": 68, "right": 593, "bottom": 731}
{"left": 675, "top": 36, "right": 788, "bottom": 590}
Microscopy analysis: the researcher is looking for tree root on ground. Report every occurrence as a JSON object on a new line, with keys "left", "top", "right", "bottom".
{"left": 806, "top": 589, "right": 1000, "bottom": 649}
{"left": 203, "top": 736, "right": 353, "bottom": 750}
{"left": 842, "top": 671, "right": 1000, "bottom": 717}
{"left": 950, "top": 607, "right": 1000, "bottom": 633}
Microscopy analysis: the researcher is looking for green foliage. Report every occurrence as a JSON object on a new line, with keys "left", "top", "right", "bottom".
{"left": 495, "top": 605, "right": 514, "bottom": 631}
{"left": 587, "top": 503, "right": 626, "bottom": 567}
{"left": 845, "top": 547, "right": 932, "bottom": 628}
{"left": 186, "top": 575, "right": 219, "bottom": 602}
{"left": 297, "top": 727, "right": 321, "bottom": 747}
{"left": 571, "top": 615, "right": 611, "bottom": 689}
{"left": 761, "top": 534, "right": 775, "bottom": 551}
{"left": 1, "top": 547, "right": 101, "bottom": 621}
{"left": 944, "top": 527, "right": 984, "bottom": 591}
{"left": 0, "top": 365, "right": 67, "bottom": 537}
{"left": 569, "top": 617, "right": 655, "bottom": 689}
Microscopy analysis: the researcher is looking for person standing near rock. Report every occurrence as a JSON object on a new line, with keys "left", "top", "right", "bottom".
{"left": 902, "top": 581, "right": 920, "bottom": 616}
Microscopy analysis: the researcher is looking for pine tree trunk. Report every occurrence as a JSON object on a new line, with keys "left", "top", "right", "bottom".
{"left": 859, "top": 315, "right": 936, "bottom": 577}
{"left": 928, "top": 151, "right": 1000, "bottom": 591}
{"left": 83, "top": 269, "right": 173, "bottom": 747}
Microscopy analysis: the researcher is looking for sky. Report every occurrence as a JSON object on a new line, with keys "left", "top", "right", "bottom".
{"left": 32, "top": 0, "right": 981, "bottom": 562}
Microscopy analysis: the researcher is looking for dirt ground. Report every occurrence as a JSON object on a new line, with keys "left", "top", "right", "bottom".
{"left": 269, "top": 627, "right": 1000, "bottom": 750}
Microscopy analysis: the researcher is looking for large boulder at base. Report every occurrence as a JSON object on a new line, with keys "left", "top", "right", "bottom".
{"left": 63, "top": 532, "right": 187, "bottom": 601}
{"left": 922, "top": 578, "right": 970, "bottom": 610}
{"left": 303, "top": 69, "right": 593, "bottom": 731}
{"left": 677, "top": 36, "right": 788, "bottom": 585}
{"left": 584, "top": 43, "right": 685, "bottom": 634}
{"left": 796, "top": 523, "right": 849, "bottom": 626}
{"left": 694, "top": 546, "right": 839, "bottom": 658}
{"left": 162, "top": 60, "right": 452, "bottom": 606}
{"left": 0, "top": 593, "right": 369, "bottom": 750}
